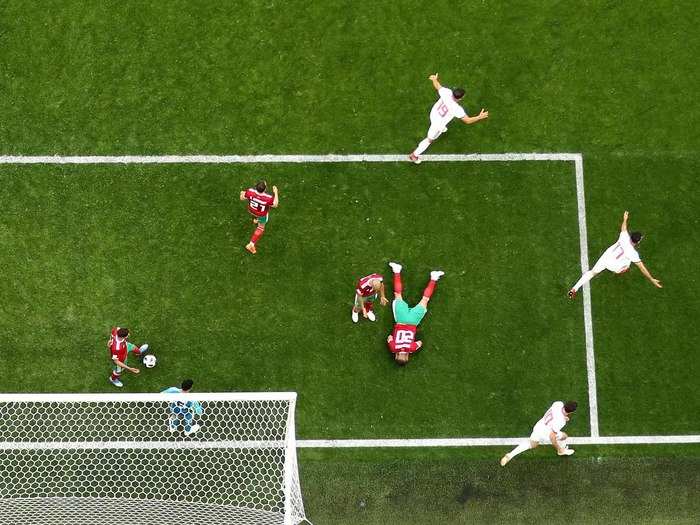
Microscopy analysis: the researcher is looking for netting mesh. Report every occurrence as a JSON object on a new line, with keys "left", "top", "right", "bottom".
{"left": 0, "top": 393, "right": 308, "bottom": 525}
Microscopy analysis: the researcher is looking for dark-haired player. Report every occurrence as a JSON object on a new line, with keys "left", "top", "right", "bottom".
{"left": 108, "top": 327, "right": 149, "bottom": 388}
{"left": 162, "top": 379, "right": 203, "bottom": 436}
{"left": 500, "top": 401, "right": 578, "bottom": 466}
{"left": 386, "top": 262, "right": 444, "bottom": 365}
{"left": 240, "top": 181, "right": 279, "bottom": 254}
{"left": 409, "top": 73, "right": 489, "bottom": 164}
{"left": 568, "top": 211, "right": 662, "bottom": 298}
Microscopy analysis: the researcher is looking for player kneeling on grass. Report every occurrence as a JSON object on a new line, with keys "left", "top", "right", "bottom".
{"left": 352, "top": 273, "right": 388, "bottom": 323}
{"left": 108, "top": 327, "right": 149, "bottom": 388}
{"left": 500, "top": 401, "right": 578, "bottom": 466}
{"left": 409, "top": 73, "right": 488, "bottom": 164}
{"left": 162, "top": 379, "right": 204, "bottom": 436}
{"left": 569, "top": 211, "right": 662, "bottom": 298}
{"left": 386, "top": 262, "right": 444, "bottom": 365}
{"left": 240, "top": 180, "right": 279, "bottom": 255}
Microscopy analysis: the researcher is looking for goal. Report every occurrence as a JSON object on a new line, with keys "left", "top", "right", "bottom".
{"left": 0, "top": 392, "right": 310, "bottom": 525}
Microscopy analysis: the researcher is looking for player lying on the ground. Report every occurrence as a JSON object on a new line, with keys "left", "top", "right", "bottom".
{"left": 386, "top": 262, "right": 444, "bottom": 365}
{"left": 500, "top": 401, "right": 578, "bottom": 466}
{"left": 352, "top": 273, "right": 388, "bottom": 323}
{"left": 240, "top": 180, "right": 279, "bottom": 254}
{"left": 409, "top": 73, "right": 488, "bottom": 164}
{"left": 162, "top": 378, "right": 203, "bottom": 436}
{"left": 568, "top": 211, "right": 662, "bottom": 298}
{"left": 108, "top": 327, "right": 149, "bottom": 388}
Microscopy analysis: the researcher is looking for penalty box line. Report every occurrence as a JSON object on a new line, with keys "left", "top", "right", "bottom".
{"left": 0, "top": 152, "right": 599, "bottom": 439}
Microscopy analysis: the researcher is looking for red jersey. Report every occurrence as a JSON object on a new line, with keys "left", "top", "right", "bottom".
{"left": 356, "top": 273, "right": 383, "bottom": 297}
{"left": 108, "top": 327, "right": 127, "bottom": 363}
{"left": 244, "top": 188, "right": 275, "bottom": 217}
{"left": 388, "top": 323, "right": 420, "bottom": 353}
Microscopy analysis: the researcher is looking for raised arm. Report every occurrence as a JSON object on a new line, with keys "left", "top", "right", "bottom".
{"left": 461, "top": 109, "right": 489, "bottom": 125}
{"left": 621, "top": 210, "right": 629, "bottom": 232}
{"left": 634, "top": 261, "right": 663, "bottom": 288}
{"left": 272, "top": 185, "right": 279, "bottom": 207}
{"left": 239, "top": 190, "right": 247, "bottom": 201}
{"left": 428, "top": 73, "right": 442, "bottom": 91}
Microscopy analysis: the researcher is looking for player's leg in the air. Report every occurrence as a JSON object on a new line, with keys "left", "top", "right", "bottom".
{"left": 246, "top": 214, "right": 268, "bottom": 254}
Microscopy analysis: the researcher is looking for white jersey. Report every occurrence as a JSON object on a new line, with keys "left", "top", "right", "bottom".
{"left": 429, "top": 87, "right": 467, "bottom": 128}
{"left": 596, "top": 231, "right": 641, "bottom": 274}
{"left": 534, "top": 401, "right": 569, "bottom": 434}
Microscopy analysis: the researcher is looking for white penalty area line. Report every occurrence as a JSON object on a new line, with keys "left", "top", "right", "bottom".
{"left": 298, "top": 435, "right": 700, "bottom": 448}
{"left": 0, "top": 152, "right": 599, "bottom": 439}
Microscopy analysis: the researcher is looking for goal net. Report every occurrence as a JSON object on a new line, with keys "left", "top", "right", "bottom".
{"left": 0, "top": 392, "right": 310, "bottom": 525}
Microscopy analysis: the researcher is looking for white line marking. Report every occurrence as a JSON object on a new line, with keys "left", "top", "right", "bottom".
{"left": 574, "top": 154, "right": 600, "bottom": 437}
{"left": 297, "top": 435, "right": 700, "bottom": 448}
{"left": 1, "top": 152, "right": 602, "bottom": 442}
{"left": 0, "top": 153, "right": 581, "bottom": 164}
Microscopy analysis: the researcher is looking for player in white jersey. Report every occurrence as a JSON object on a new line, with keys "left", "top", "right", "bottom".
{"left": 409, "top": 73, "right": 488, "bottom": 164}
{"left": 500, "top": 401, "right": 578, "bottom": 466}
{"left": 568, "top": 211, "right": 662, "bottom": 298}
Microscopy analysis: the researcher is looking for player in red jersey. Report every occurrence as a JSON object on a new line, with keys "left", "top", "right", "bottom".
{"left": 352, "top": 273, "right": 388, "bottom": 323}
{"left": 108, "top": 327, "right": 149, "bottom": 388}
{"left": 386, "top": 262, "right": 444, "bottom": 365}
{"left": 239, "top": 180, "right": 279, "bottom": 254}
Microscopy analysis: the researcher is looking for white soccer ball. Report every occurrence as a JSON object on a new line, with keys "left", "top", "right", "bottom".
{"left": 143, "top": 354, "right": 157, "bottom": 368}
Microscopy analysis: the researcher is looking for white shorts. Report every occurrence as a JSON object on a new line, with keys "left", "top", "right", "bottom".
{"left": 591, "top": 247, "right": 630, "bottom": 274}
{"left": 530, "top": 424, "right": 566, "bottom": 445}
{"left": 427, "top": 120, "right": 447, "bottom": 140}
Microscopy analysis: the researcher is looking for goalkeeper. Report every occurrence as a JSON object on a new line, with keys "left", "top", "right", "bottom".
{"left": 162, "top": 379, "right": 203, "bottom": 436}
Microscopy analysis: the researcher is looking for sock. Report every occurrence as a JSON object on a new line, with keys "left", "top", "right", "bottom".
{"left": 250, "top": 227, "right": 265, "bottom": 245}
{"left": 508, "top": 440, "right": 533, "bottom": 458}
{"left": 414, "top": 138, "right": 431, "bottom": 156}
{"left": 393, "top": 272, "right": 403, "bottom": 294}
{"left": 110, "top": 372, "right": 120, "bottom": 381}
{"left": 423, "top": 279, "right": 437, "bottom": 299}
{"left": 365, "top": 302, "right": 373, "bottom": 312}
{"left": 572, "top": 270, "right": 595, "bottom": 292}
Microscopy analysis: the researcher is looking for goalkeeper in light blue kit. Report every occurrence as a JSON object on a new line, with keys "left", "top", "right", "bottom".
{"left": 161, "top": 379, "right": 203, "bottom": 436}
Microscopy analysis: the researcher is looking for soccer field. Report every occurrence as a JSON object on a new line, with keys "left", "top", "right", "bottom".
{"left": 1, "top": 0, "right": 699, "bottom": 523}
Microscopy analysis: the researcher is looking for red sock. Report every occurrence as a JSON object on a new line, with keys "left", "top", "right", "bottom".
{"left": 393, "top": 272, "right": 403, "bottom": 294}
{"left": 110, "top": 372, "right": 120, "bottom": 381}
{"left": 423, "top": 279, "right": 437, "bottom": 298}
{"left": 365, "top": 302, "right": 374, "bottom": 312}
{"left": 250, "top": 227, "right": 265, "bottom": 245}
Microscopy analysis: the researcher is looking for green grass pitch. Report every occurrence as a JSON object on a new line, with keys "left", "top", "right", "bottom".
{"left": 0, "top": 0, "right": 698, "bottom": 523}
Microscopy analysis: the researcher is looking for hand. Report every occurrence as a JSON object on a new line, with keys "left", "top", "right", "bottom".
{"left": 131, "top": 367, "right": 140, "bottom": 374}
{"left": 623, "top": 211, "right": 629, "bottom": 220}
{"left": 428, "top": 73, "right": 438, "bottom": 81}
{"left": 478, "top": 108, "right": 489, "bottom": 119}
{"left": 380, "top": 296, "right": 388, "bottom": 306}
{"left": 652, "top": 278, "right": 663, "bottom": 288}
{"left": 272, "top": 185, "right": 278, "bottom": 193}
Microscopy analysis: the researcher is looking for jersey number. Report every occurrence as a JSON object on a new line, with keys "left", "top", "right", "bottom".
{"left": 543, "top": 409, "right": 553, "bottom": 426}
{"left": 250, "top": 200, "right": 268, "bottom": 212}
{"left": 612, "top": 243, "right": 625, "bottom": 259}
{"left": 436, "top": 101, "right": 449, "bottom": 117}
{"left": 395, "top": 330, "right": 414, "bottom": 344}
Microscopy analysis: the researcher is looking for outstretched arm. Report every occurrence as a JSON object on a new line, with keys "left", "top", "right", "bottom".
{"left": 428, "top": 73, "right": 442, "bottom": 91}
{"left": 461, "top": 109, "right": 489, "bottom": 124}
{"left": 239, "top": 191, "right": 247, "bottom": 201}
{"left": 272, "top": 185, "right": 279, "bottom": 207}
{"left": 379, "top": 282, "right": 388, "bottom": 305}
{"left": 113, "top": 358, "right": 139, "bottom": 374}
{"left": 621, "top": 210, "right": 629, "bottom": 232}
{"left": 634, "top": 261, "right": 662, "bottom": 288}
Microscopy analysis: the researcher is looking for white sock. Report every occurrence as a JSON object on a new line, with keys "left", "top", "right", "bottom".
{"left": 508, "top": 440, "right": 533, "bottom": 458}
{"left": 414, "top": 138, "right": 431, "bottom": 156}
{"left": 572, "top": 270, "right": 596, "bottom": 292}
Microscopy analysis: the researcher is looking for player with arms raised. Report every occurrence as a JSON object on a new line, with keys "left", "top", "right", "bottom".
{"left": 108, "top": 327, "right": 149, "bottom": 388}
{"left": 409, "top": 73, "right": 488, "bottom": 164}
{"left": 386, "top": 262, "right": 444, "bottom": 365}
{"left": 500, "top": 400, "right": 578, "bottom": 466}
{"left": 240, "top": 180, "right": 279, "bottom": 254}
{"left": 352, "top": 273, "right": 388, "bottom": 323}
{"left": 568, "top": 211, "right": 662, "bottom": 298}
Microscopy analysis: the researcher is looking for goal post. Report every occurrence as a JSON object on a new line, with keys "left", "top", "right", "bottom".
{"left": 0, "top": 392, "right": 310, "bottom": 525}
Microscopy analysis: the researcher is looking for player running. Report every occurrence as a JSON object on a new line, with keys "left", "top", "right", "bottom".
{"left": 240, "top": 180, "right": 279, "bottom": 254}
{"left": 386, "top": 262, "right": 444, "bottom": 365}
{"left": 409, "top": 73, "right": 488, "bottom": 164}
{"left": 568, "top": 211, "right": 662, "bottom": 298}
{"left": 162, "top": 379, "right": 203, "bottom": 436}
{"left": 352, "top": 273, "right": 388, "bottom": 323}
{"left": 500, "top": 401, "right": 578, "bottom": 466}
{"left": 108, "top": 327, "right": 149, "bottom": 388}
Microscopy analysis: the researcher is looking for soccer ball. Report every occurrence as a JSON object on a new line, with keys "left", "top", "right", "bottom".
{"left": 143, "top": 354, "right": 157, "bottom": 368}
